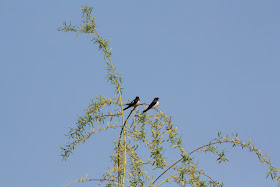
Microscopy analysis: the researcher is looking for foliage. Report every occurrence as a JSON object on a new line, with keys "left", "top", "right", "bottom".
{"left": 59, "top": 5, "right": 280, "bottom": 187}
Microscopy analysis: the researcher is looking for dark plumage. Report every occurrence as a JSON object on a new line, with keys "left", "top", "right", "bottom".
{"left": 142, "top": 97, "right": 159, "bottom": 113}
{"left": 123, "top": 96, "right": 140, "bottom": 110}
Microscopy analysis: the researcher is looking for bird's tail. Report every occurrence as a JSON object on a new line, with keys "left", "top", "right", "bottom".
{"left": 142, "top": 108, "right": 148, "bottom": 113}
{"left": 123, "top": 106, "right": 130, "bottom": 111}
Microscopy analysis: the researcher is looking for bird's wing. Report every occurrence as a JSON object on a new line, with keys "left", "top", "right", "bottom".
{"left": 150, "top": 100, "right": 157, "bottom": 107}
{"left": 125, "top": 100, "right": 134, "bottom": 106}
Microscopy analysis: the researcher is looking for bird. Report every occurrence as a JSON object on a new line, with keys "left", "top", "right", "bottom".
{"left": 142, "top": 97, "right": 159, "bottom": 113}
{"left": 123, "top": 96, "right": 140, "bottom": 110}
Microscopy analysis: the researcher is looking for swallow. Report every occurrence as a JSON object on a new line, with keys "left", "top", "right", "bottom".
{"left": 142, "top": 97, "right": 159, "bottom": 113}
{"left": 123, "top": 96, "right": 140, "bottom": 110}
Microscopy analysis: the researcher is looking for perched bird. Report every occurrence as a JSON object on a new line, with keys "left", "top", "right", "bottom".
{"left": 123, "top": 96, "right": 140, "bottom": 110}
{"left": 142, "top": 97, "right": 159, "bottom": 113}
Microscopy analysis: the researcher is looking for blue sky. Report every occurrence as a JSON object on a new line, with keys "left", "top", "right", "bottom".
{"left": 1, "top": 0, "right": 280, "bottom": 186}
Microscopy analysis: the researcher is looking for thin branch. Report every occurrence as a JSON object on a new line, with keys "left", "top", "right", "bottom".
{"left": 200, "top": 172, "right": 219, "bottom": 186}
{"left": 96, "top": 113, "right": 121, "bottom": 118}
{"left": 64, "top": 177, "right": 111, "bottom": 187}
{"left": 93, "top": 26, "right": 126, "bottom": 185}
{"left": 116, "top": 106, "right": 137, "bottom": 185}
{"left": 155, "top": 172, "right": 180, "bottom": 187}
{"left": 155, "top": 170, "right": 218, "bottom": 187}
{"left": 97, "top": 163, "right": 117, "bottom": 187}
{"left": 152, "top": 141, "right": 227, "bottom": 185}
{"left": 118, "top": 107, "right": 136, "bottom": 144}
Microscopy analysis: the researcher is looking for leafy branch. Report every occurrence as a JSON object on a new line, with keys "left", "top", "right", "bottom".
{"left": 59, "top": 5, "right": 126, "bottom": 185}
{"left": 152, "top": 133, "right": 280, "bottom": 186}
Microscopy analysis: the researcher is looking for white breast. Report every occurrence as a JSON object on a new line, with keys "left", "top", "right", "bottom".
{"left": 152, "top": 101, "right": 159, "bottom": 108}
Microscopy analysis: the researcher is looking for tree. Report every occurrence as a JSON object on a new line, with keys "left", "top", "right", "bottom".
{"left": 59, "top": 5, "right": 280, "bottom": 187}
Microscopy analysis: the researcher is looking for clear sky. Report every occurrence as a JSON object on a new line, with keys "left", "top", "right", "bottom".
{"left": 1, "top": 0, "right": 280, "bottom": 186}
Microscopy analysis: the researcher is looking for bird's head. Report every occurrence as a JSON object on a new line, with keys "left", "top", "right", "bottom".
{"left": 155, "top": 97, "right": 159, "bottom": 101}
{"left": 136, "top": 96, "right": 140, "bottom": 100}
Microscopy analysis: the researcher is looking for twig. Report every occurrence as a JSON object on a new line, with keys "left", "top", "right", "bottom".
{"left": 64, "top": 177, "right": 110, "bottom": 187}
{"left": 152, "top": 141, "right": 227, "bottom": 185}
